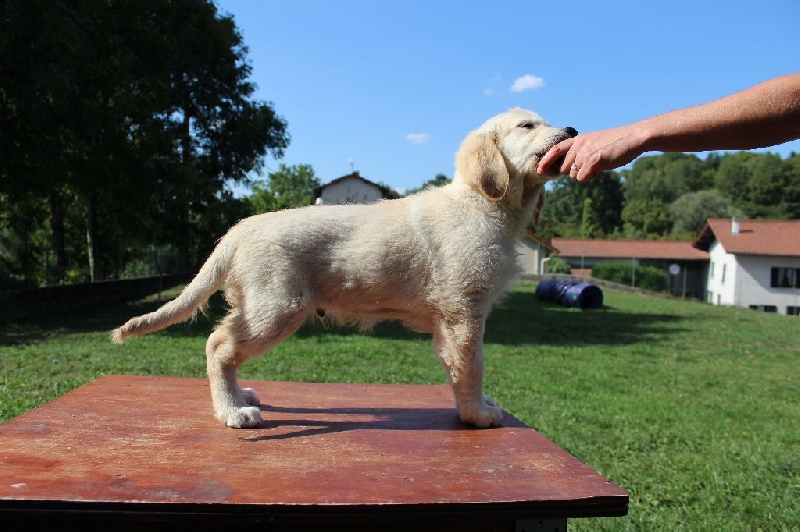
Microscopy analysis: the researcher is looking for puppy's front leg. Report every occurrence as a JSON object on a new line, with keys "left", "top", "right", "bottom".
{"left": 434, "top": 319, "right": 503, "bottom": 428}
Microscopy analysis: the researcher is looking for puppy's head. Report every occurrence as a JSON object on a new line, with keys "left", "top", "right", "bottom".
{"left": 454, "top": 108, "right": 577, "bottom": 225}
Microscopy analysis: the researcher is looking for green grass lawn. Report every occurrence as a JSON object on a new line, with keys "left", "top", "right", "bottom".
{"left": 1, "top": 281, "right": 798, "bottom": 530}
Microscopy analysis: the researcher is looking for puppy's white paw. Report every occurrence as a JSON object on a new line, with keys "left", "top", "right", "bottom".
{"left": 219, "top": 406, "right": 263, "bottom": 428}
{"left": 459, "top": 400, "right": 504, "bottom": 428}
{"left": 240, "top": 387, "right": 260, "bottom": 406}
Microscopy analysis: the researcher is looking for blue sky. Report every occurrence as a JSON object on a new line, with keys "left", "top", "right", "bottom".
{"left": 214, "top": 0, "right": 800, "bottom": 195}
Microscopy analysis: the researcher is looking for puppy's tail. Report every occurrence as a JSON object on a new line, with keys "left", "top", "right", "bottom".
{"left": 110, "top": 236, "right": 235, "bottom": 344}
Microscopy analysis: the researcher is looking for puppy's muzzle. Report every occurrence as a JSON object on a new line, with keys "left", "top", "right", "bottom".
{"left": 538, "top": 126, "right": 578, "bottom": 177}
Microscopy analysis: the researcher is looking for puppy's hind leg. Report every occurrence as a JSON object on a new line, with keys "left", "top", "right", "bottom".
{"left": 205, "top": 311, "right": 263, "bottom": 428}
{"left": 206, "top": 302, "right": 310, "bottom": 429}
{"left": 433, "top": 317, "right": 503, "bottom": 428}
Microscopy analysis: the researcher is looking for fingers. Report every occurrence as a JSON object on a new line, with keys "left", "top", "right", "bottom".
{"left": 536, "top": 138, "right": 574, "bottom": 175}
{"left": 538, "top": 135, "right": 603, "bottom": 182}
{"left": 538, "top": 138, "right": 596, "bottom": 181}
{"left": 567, "top": 155, "right": 596, "bottom": 182}
{"left": 548, "top": 138, "right": 595, "bottom": 182}
{"left": 561, "top": 137, "right": 598, "bottom": 182}
{"left": 562, "top": 138, "right": 597, "bottom": 182}
{"left": 575, "top": 165, "right": 595, "bottom": 182}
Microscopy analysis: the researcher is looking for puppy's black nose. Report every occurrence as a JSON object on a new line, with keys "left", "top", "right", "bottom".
{"left": 565, "top": 126, "right": 578, "bottom": 138}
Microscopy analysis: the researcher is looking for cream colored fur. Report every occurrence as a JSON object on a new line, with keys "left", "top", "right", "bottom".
{"left": 111, "top": 108, "right": 576, "bottom": 429}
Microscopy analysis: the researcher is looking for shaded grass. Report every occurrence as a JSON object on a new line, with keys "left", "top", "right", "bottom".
{"left": 0, "top": 282, "right": 798, "bottom": 530}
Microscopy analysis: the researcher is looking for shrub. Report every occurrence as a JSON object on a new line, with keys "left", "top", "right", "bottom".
{"left": 592, "top": 261, "right": 668, "bottom": 292}
{"left": 547, "top": 256, "right": 572, "bottom": 274}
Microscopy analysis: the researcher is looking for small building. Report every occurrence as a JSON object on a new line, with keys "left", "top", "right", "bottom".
{"left": 550, "top": 238, "right": 710, "bottom": 298}
{"left": 517, "top": 231, "right": 556, "bottom": 275}
{"left": 693, "top": 218, "right": 800, "bottom": 315}
{"left": 313, "top": 172, "right": 399, "bottom": 206}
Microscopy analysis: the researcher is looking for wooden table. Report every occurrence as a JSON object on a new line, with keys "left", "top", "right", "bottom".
{"left": 0, "top": 375, "right": 627, "bottom": 531}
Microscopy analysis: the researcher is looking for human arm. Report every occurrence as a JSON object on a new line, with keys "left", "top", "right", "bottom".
{"left": 537, "top": 73, "right": 800, "bottom": 181}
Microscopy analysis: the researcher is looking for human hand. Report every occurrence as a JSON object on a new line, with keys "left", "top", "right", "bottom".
{"left": 537, "top": 125, "right": 646, "bottom": 182}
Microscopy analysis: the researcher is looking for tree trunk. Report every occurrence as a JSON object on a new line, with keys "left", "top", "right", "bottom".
{"left": 49, "top": 192, "right": 67, "bottom": 283}
{"left": 85, "top": 191, "right": 98, "bottom": 282}
{"left": 177, "top": 106, "right": 192, "bottom": 271}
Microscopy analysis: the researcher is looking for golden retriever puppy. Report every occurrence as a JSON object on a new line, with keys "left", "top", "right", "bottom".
{"left": 111, "top": 108, "right": 576, "bottom": 429}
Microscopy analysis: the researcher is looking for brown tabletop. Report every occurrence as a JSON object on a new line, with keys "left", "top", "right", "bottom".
{"left": 0, "top": 375, "right": 627, "bottom": 530}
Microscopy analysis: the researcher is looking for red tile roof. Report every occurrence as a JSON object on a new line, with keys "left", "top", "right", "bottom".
{"left": 693, "top": 218, "right": 800, "bottom": 257}
{"left": 552, "top": 238, "right": 709, "bottom": 261}
{"left": 524, "top": 231, "right": 556, "bottom": 252}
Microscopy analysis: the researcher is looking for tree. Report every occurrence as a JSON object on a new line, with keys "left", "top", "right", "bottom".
{"left": 624, "top": 153, "right": 707, "bottom": 205}
{"left": 407, "top": 173, "right": 450, "bottom": 195}
{"left": 622, "top": 199, "right": 672, "bottom": 238}
{"left": 712, "top": 151, "right": 800, "bottom": 219}
{"left": 746, "top": 153, "right": 790, "bottom": 218}
{"left": 620, "top": 152, "right": 711, "bottom": 238}
{"left": 580, "top": 198, "right": 598, "bottom": 238}
{"left": 0, "top": 0, "right": 93, "bottom": 281}
{"left": 714, "top": 152, "right": 755, "bottom": 214}
{"left": 0, "top": 0, "right": 289, "bottom": 284}
{"left": 539, "top": 176, "right": 582, "bottom": 238}
{"left": 782, "top": 154, "right": 800, "bottom": 219}
{"left": 539, "top": 172, "right": 623, "bottom": 238}
{"left": 669, "top": 189, "right": 737, "bottom": 236}
{"left": 585, "top": 172, "right": 624, "bottom": 236}
{"left": 249, "top": 164, "right": 320, "bottom": 214}
{"left": 133, "top": 0, "right": 289, "bottom": 271}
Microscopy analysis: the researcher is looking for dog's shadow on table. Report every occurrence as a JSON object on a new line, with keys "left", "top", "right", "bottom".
{"left": 239, "top": 404, "right": 525, "bottom": 442}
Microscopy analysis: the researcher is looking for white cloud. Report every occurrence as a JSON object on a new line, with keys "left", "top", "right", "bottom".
{"left": 510, "top": 74, "right": 545, "bottom": 93}
{"left": 406, "top": 133, "right": 431, "bottom": 144}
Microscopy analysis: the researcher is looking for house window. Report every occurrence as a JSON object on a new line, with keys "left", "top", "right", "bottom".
{"left": 770, "top": 267, "right": 800, "bottom": 288}
{"left": 764, "top": 305, "right": 778, "bottom": 313}
{"left": 787, "top": 306, "right": 800, "bottom": 316}
{"left": 709, "top": 262, "right": 715, "bottom": 278}
{"left": 721, "top": 264, "right": 726, "bottom": 284}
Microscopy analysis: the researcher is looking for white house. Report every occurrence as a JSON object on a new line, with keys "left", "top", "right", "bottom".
{"left": 693, "top": 218, "right": 800, "bottom": 315}
{"left": 517, "top": 231, "right": 556, "bottom": 275}
{"left": 313, "top": 172, "right": 399, "bottom": 205}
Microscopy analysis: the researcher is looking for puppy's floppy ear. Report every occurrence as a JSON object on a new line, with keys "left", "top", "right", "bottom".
{"left": 455, "top": 131, "right": 509, "bottom": 201}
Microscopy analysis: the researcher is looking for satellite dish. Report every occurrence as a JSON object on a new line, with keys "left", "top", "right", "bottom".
{"left": 669, "top": 263, "right": 680, "bottom": 276}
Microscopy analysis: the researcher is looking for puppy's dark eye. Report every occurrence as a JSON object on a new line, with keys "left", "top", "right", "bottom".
{"left": 518, "top": 122, "right": 535, "bottom": 130}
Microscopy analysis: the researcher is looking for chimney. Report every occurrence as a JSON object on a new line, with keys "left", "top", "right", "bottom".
{"left": 731, "top": 217, "right": 740, "bottom": 235}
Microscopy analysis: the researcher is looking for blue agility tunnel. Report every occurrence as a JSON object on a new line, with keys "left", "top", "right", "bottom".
{"left": 535, "top": 280, "right": 604, "bottom": 309}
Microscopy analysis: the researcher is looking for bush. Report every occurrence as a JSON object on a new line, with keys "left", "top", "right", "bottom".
{"left": 592, "top": 261, "right": 668, "bottom": 292}
{"left": 547, "top": 256, "right": 572, "bottom": 274}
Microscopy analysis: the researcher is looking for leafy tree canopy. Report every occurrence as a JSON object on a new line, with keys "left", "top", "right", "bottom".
{"left": 669, "top": 189, "right": 737, "bottom": 236}
{"left": 406, "top": 173, "right": 451, "bottom": 195}
{"left": 249, "top": 164, "right": 320, "bottom": 213}
{"left": 0, "top": 0, "right": 289, "bottom": 285}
